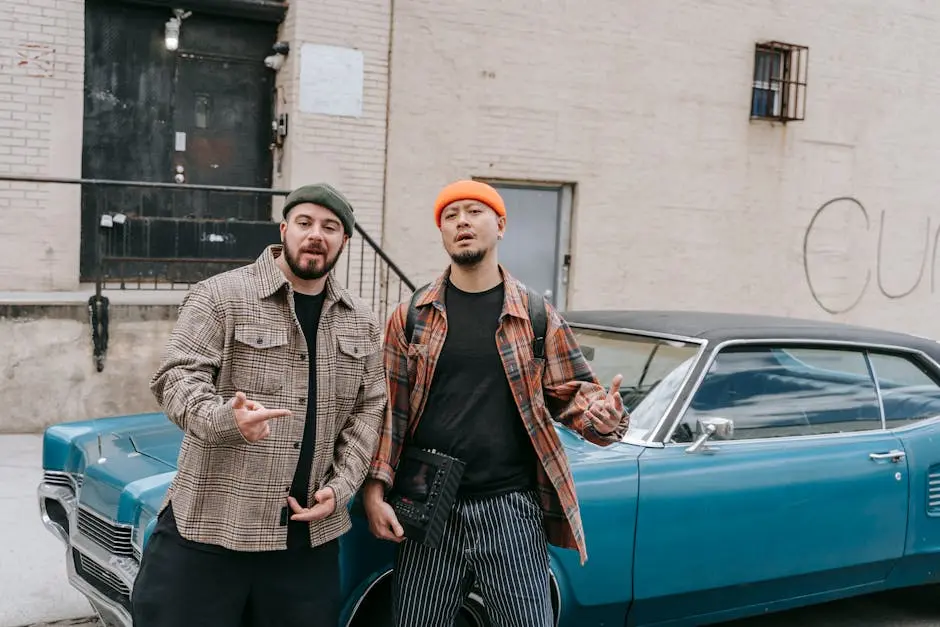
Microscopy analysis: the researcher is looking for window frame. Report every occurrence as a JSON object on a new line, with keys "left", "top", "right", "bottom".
{"left": 751, "top": 47, "right": 785, "bottom": 118}
{"left": 567, "top": 322, "right": 708, "bottom": 447}
{"left": 662, "top": 338, "right": 940, "bottom": 445}
{"left": 749, "top": 41, "right": 809, "bottom": 122}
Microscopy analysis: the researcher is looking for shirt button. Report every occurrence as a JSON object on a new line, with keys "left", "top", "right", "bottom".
{"left": 298, "top": 397, "right": 305, "bottom": 404}
{"left": 256, "top": 337, "right": 263, "bottom": 345}
{"left": 293, "top": 442, "right": 300, "bottom": 449}
{"left": 299, "top": 353, "right": 307, "bottom": 361}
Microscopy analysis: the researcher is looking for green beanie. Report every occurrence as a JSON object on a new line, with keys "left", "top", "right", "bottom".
{"left": 281, "top": 183, "right": 355, "bottom": 237}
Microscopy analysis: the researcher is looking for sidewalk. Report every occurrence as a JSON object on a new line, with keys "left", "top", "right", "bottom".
{"left": 0, "top": 435, "right": 96, "bottom": 627}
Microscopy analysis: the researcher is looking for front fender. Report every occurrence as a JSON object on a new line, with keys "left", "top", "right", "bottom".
{"left": 550, "top": 433, "right": 641, "bottom": 625}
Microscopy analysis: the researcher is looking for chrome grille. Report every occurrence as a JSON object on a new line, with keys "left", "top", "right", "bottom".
{"left": 76, "top": 551, "right": 131, "bottom": 597}
{"left": 43, "top": 471, "right": 75, "bottom": 491}
{"left": 929, "top": 469, "right": 940, "bottom": 515}
{"left": 77, "top": 506, "right": 134, "bottom": 557}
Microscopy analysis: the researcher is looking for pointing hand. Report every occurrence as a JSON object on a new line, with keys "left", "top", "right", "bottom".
{"left": 287, "top": 488, "right": 336, "bottom": 522}
{"left": 231, "top": 391, "right": 291, "bottom": 442}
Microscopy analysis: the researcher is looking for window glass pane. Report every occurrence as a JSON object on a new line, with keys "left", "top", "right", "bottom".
{"left": 571, "top": 329, "right": 700, "bottom": 440}
{"left": 673, "top": 346, "right": 881, "bottom": 443}
{"left": 754, "top": 49, "right": 782, "bottom": 83}
{"left": 870, "top": 353, "right": 940, "bottom": 426}
{"left": 751, "top": 88, "right": 774, "bottom": 116}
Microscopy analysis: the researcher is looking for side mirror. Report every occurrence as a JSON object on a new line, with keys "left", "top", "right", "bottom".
{"left": 685, "top": 417, "right": 734, "bottom": 453}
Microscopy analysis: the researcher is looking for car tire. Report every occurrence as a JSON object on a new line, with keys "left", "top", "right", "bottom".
{"left": 350, "top": 580, "right": 491, "bottom": 627}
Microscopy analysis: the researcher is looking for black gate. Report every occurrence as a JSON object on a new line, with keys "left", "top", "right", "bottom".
{"left": 1, "top": 175, "right": 416, "bottom": 372}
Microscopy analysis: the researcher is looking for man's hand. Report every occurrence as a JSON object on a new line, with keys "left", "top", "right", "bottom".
{"left": 287, "top": 487, "right": 336, "bottom": 522}
{"left": 232, "top": 391, "right": 291, "bottom": 442}
{"left": 362, "top": 479, "right": 405, "bottom": 543}
{"left": 584, "top": 374, "right": 626, "bottom": 436}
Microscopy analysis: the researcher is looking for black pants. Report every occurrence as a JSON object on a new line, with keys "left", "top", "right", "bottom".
{"left": 131, "top": 506, "right": 340, "bottom": 627}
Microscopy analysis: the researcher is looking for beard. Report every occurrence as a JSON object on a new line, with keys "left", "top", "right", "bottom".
{"left": 283, "top": 238, "right": 344, "bottom": 280}
{"left": 449, "top": 247, "right": 487, "bottom": 267}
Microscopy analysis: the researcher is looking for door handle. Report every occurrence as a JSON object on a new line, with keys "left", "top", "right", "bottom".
{"left": 869, "top": 450, "right": 906, "bottom": 463}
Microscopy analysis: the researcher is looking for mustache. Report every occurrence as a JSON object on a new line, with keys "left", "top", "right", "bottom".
{"left": 299, "top": 245, "right": 328, "bottom": 254}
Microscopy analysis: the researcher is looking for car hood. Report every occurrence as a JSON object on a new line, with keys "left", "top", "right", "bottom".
{"left": 43, "top": 412, "right": 182, "bottom": 524}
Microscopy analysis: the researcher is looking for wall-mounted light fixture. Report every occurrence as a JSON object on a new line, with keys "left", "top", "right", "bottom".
{"left": 165, "top": 9, "right": 191, "bottom": 52}
{"left": 264, "top": 41, "right": 290, "bottom": 71}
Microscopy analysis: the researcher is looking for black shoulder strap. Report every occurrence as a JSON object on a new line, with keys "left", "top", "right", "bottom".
{"left": 407, "top": 282, "right": 547, "bottom": 356}
{"left": 405, "top": 283, "right": 431, "bottom": 344}
{"left": 526, "top": 286, "right": 548, "bottom": 359}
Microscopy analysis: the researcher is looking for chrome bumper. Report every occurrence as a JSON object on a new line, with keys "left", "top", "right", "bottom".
{"left": 38, "top": 478, "right": 136, "bottom": 627}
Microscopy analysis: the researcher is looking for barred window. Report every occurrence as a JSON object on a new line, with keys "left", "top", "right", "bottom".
{"left": 751, "top": 42, "right": 808, "bottom": 122}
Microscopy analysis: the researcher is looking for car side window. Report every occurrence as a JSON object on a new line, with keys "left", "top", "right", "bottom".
{"left": 671, "top": 346, "right": 882, "bottom": 443}
{"left": 869, "top": 353, "right": 940, "bottom": 427}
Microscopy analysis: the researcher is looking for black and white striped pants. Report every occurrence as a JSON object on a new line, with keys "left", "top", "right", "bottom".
{"left": 391, "top": 489, "right": 553, "bottom": 627}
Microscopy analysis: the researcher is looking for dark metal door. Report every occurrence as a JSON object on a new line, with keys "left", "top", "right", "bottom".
{"left": 80, "top": 0, "right": 279, "bottom": 283}
{"left": 171, "top": 54, "right": 273, "bottom": 217}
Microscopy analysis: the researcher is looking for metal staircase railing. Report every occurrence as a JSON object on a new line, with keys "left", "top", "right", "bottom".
{"left": 0, "top": 174, "right": 416, "bottom": 371}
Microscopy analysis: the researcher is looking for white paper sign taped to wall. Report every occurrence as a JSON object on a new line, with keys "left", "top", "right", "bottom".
{"left": 299, "top": 43, "right": 364, "bottom": 117}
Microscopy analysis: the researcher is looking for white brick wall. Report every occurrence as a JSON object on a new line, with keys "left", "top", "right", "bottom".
{"left": 5, "top": 0, "right": 940, "bottom": 342}
{"left": 380, "top": 0, "right": 940, "bottom": 339}
{"left": 0, "top": 0, "right": 84, "bottom": 291}
{"left": 275, "top": 0, "right": 391, "bottom": 301}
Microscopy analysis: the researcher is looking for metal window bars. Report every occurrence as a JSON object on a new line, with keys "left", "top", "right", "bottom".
{"left": 751, "top": 41, "right": 809, "bottom": 122}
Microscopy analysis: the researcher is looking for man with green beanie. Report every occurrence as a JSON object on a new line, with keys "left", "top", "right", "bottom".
{"left": 134, "top": 183, "right": 386, "bottom": 627}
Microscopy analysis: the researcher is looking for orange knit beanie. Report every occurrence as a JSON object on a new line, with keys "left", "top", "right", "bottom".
{"left": 434, "top": 180, "right": 507, "bottom": 227}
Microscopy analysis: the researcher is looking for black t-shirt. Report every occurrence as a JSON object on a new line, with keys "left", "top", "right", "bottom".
{"left": 410, "top": 280, "right": 538, "bottom": 497}
{"left": 287, "top": 289, "right": 326, "bottom": 548}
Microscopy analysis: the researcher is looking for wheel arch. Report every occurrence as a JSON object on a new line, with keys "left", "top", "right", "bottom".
{"left": 345, "top": 567, "right": 563, "bottom": 627}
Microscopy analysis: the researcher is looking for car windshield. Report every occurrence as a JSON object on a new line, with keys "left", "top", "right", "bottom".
{"left": 571, "top": 327, "right": 702, "bottom": 440}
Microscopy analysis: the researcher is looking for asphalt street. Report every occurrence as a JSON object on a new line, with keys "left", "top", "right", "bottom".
{"left": 16, "top": 588, "right": 940, "bottom": 627}
{"left": 1, "top": 435, "right": 92, "bottom": 627}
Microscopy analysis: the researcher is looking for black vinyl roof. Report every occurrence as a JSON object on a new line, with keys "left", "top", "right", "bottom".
{"left": 563, "top": 309, "right": 940, "bottom": 357}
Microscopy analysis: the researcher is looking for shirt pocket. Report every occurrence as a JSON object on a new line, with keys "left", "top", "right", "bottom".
{"left": 335, "top": 334, "right": 380, "bottom": 401}
{"left": 231, "top": 323, "right": 290, "bottom": 396}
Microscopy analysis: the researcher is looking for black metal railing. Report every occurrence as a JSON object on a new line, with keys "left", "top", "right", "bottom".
{"left": 0, "top": 174, "right": 416, "bottom": 370}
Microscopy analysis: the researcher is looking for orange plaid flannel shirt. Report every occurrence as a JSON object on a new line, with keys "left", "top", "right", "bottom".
{"left": 369, "top": 267, "right": 628, "bottom": 564}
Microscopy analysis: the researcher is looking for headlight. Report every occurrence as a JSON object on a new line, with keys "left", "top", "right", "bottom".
{"left": 132, "top": 511, "right": 155, "bottom": 562}
{"left": 131, "top": 525, "right": 143, "bottom": 561}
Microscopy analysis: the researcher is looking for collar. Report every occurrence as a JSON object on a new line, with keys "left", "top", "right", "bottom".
{"left": 417, "top": 264, "right": 529, "bottom": 320}
{"left": 255, "top": 244, "right": 354, "bottom": 308}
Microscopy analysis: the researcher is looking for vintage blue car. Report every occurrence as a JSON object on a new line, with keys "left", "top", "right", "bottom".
{"left": 38, "top": 310, "right": 940, "bottom": 627}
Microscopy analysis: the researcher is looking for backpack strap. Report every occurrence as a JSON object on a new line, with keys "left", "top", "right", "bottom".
{"left": 405, "top": 283, "right": 431, "bottom": 344}
{"left": 406, "top": 281, "right": 548, "bottom": 358}
{"left": 526, "top": 286, "right": 548, "bottom": 359}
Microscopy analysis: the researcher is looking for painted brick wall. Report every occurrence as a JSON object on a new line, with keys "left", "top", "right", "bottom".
{"left": 276, "top": 0, "right": 391, "bottom": 300}
{"left": 0, "top": 0, "right": 84, "bottom": 291}
{"left": 381, "top": 0, "right": 940, "bottom": 339}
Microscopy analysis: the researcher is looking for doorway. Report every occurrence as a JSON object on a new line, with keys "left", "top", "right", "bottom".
{"left": 482, "top": 181, "right": 575, "bottom": 310}
{"left": 80, "top": 0, "right": 278, "bottom": 282}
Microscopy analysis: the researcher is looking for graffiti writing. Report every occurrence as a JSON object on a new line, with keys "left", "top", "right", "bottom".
{"left": 803, "top": 197, "right": 937, "bottom": 314}
{"left": 14, "top": 43, "right": 55, "bottom": 78}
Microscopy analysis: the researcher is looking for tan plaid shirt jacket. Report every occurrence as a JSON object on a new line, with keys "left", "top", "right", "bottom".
{"left": 150, "top": 245, "right": 386, "bottom": 551}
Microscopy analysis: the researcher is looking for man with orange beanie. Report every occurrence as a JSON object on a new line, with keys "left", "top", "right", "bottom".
{"left": 362, "top": 179, "right": 628, "bottom": 626}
